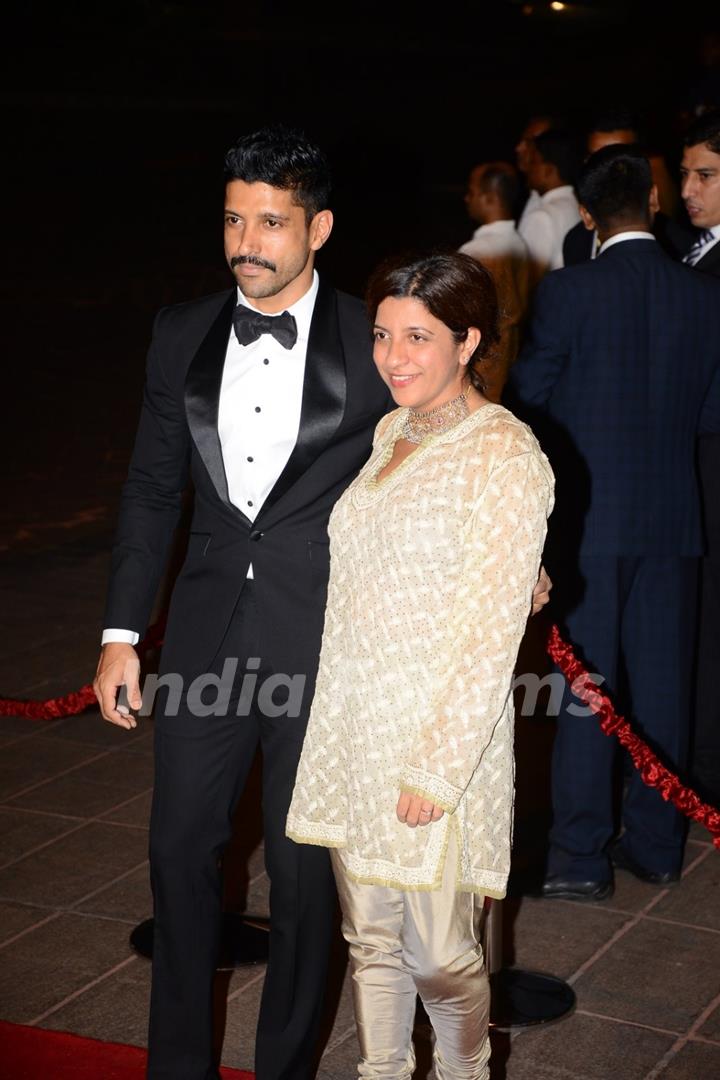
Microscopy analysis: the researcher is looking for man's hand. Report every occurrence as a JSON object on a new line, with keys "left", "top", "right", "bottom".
{"left": 531, "top": 565, "right": 553, "bottom": 616}
{"left": 94, "top": 644, "right": 142, "bottom": 730}
{"left": 396, "top": 791, "right": 444, "bottom": 828}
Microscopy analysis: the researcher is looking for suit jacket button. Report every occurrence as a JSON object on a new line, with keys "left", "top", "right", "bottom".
{"left": 249, "top": 530, "right": 263, "bottom": 541}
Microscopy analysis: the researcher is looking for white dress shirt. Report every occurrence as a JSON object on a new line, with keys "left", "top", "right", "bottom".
{"left": 219, "top": 273, "right": 317, "bottom": 518}
{"left": 518, "top": 189, "right": 542, "bottom": 230}
{"left": 102, "top": 272, "right": 319, "bottom": 646}
{"left": 459, "top": 219, "right": 531, "bottom": 330}
{"left": 459, "top": 219, "right": 529, "bottom": 266}
{"left": 518, "top": 184, "right": 581, "bottom": 275}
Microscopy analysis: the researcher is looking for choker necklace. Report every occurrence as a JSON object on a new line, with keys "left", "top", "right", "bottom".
{"left": 402, "top": 388, "right": 470, "bottom": 444}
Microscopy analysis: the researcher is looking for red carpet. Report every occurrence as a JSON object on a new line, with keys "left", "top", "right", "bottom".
{"left": 0, "top": 1021, "right": 254, "bottom": 1079}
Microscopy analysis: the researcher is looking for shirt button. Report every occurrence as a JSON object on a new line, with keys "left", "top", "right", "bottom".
{"left": 247, "top": 456, "right": 254, "bottom": 462}
{"left": 254, "top": 406, "right": 261, "bottom": 413}
{"left": 247, "top": 501, "right": 253, "bottom": 507}
{"left": 263, "top": 358, "right": 269, "bottom": 365}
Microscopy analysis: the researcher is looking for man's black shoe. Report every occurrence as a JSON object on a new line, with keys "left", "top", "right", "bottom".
{"left": 540, "top": 876, "right": 614, "bottom": 901}
{"left": 609, "top": 840, "right": 680, "bottom": 885}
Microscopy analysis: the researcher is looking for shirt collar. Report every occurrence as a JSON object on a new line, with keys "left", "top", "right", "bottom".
{"left": 598, "top": 231, "right": 656, "bottom": 255}
{"left": 236, "top": 269, "right": 319, "bottom": 344}
{"left": 471, "top": 220, "right": 517, "bottom": 239}
{"left": 541, "top": 185, "right": 575, "bottom": 204}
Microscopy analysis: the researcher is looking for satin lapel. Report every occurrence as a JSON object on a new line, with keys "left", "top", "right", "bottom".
{"left": 184, "top": 290, "right": 251, "bottom": 523}
{"left": 259, "top": 279, "right": 348, "bottom": 518}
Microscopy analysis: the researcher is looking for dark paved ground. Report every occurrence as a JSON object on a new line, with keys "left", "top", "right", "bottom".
{"left": 2, "top": 505, "right": 719, "bottom": 1079}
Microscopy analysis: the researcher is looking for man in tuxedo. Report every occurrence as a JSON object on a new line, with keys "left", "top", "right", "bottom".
{"left": 93, "top": 126, "right": 393, "bottom": 1080}
{"left": 681, "top": 111, "right": 720, "bottom": 810}
{"left": 509, "top": 145, "right": 720, "bottom": 900}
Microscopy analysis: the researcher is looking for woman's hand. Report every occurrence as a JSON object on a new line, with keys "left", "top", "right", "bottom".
{"left": 531, "top": 565, "right": 552, "bottom": 615}
{"left": 396, "top": 791, "right": 444, "bottom": 827}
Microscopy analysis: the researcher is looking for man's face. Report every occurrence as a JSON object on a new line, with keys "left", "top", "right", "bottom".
{"left": 464, "top": 166, "right": 488, "bottom": 224}
{"left": 223, "top": 180, "right": 332, "bottom": 310}
{"left": 587, "top": 128, "right": 637, "bottom": 156}
{"left": 681, "top": 143, "right": 720, "bottom": 229}
{"left": 515, "top": 118, "right": 551, "bottom": 174}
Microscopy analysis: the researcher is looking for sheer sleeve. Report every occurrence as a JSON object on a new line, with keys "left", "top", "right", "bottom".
{"left": 399, "top": 448, "right": 554, "bottom": 812}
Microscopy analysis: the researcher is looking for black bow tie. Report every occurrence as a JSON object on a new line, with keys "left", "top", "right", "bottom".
{"left": 232, "top": 304, "right": 298, "bottom": 350}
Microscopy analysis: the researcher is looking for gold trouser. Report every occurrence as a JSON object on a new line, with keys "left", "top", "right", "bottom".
{"left": 330, "top": 832, "right": 491, "bottom": 1079}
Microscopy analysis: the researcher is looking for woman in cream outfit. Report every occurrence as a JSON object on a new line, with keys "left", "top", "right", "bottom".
{"left": 287, "top": 252, "right": 554, "bottom": 1078}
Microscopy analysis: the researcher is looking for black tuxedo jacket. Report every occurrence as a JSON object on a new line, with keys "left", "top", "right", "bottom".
{"left": 104, "top": 278, "right": 391, "bottom": 688}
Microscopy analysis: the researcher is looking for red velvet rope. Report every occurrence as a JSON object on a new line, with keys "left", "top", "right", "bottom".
{"left": 546, "top": 624, "right": 720, "bottom": 850}
{"left": 0, "top": 622, "right": 165, "bottom": 721}
{"left": 2, "top": 620, "right": 719, "bottom": 848}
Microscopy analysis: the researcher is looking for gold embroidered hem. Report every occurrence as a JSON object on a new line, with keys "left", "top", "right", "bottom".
{"left": 398, "top": 772, "right": 463, "bottom": 815}
{"left": 285, "top": 827, "right": 345, "bottom": 849}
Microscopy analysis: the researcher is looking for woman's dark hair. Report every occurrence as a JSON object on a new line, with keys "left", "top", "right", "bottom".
{"left": 224, "top": 124, "right": 331, "bottom": 221}
{"left": 365, "top": 252, "right": 500, "bottom": 393}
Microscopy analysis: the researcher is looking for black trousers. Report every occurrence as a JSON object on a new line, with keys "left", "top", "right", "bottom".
{"left": 547, "top": 556, "right": 698, "bottom": 882}
{"left": 147, "top": 582, "right": 336, "bottom": 1080}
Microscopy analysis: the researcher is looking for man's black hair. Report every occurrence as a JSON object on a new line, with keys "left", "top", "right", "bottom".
{"left": 478, "top": 164, "right": 520, "bottom": 216}
{"left": 684, "top": 110, "right": 720, "bottom": 155}
{"left": 224, "top": 125, "right": 332, "bottom": 221}
{"left": 576, "top": 144, "right": 652, "bottom": 232}
{"left": 590, "top": 108, "right": 641, "bottom": 137}
{"left": 533, "top": 130, "right": 582, "bottom": 186}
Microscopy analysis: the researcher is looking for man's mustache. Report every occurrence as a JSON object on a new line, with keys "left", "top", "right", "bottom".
{"left": 230, "top": 255, "right": 277, "bottom": 272}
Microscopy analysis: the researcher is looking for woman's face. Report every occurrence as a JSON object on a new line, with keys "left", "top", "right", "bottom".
{"left": 373, "top": 296, "right": 475, "bottom": 412}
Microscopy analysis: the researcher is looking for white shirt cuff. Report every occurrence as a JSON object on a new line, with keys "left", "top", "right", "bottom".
{"left": 102, "top": 629, "right": 140, "bottom": 646}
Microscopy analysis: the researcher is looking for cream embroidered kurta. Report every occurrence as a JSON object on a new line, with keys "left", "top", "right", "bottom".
{"left": 286, "top": 403, "right": 554, "bottom": 897}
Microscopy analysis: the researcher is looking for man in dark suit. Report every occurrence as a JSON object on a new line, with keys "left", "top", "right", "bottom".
{"left": 563, "top": 111, "right": 640, "bottom": 266}
{"left": 563, "top": 111, "right": 691, "bottom": 267}
{"left": 681, "top": 112, "right": 720, "bottom": 810}
{"left": 509, "top": 145, "right": 720, "bottom": 900}
{"left": 93, "top": 126, "right": 393, "bottom": 1080}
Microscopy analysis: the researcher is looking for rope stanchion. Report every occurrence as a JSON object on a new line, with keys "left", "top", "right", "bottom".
{"left": 2, "top": 618, "right": 718, "bottom": 848}
{"left": 546, "top": 623, "right": 720, "bottom": 849}
{"left": 0, "top": 622, "right": 165, "bottom": 721}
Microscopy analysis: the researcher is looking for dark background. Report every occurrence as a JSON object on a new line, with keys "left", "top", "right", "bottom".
{"left": 3, "top": 0, "right": 720, "bottom": 552}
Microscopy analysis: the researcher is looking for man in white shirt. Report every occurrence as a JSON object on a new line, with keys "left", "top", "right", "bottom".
{"left": 460, "top": 161, "right": 530, "bottom": 397}
{"left": 515, "top": 114, "right": 557, "bottom": 230}
{"left": 519, "top": 129, "right": 581, "bottom": 283}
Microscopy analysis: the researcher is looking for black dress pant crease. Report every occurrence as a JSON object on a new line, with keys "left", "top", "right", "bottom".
{"left": 147, "top": 583, "right": 336, "bottom": 1080}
